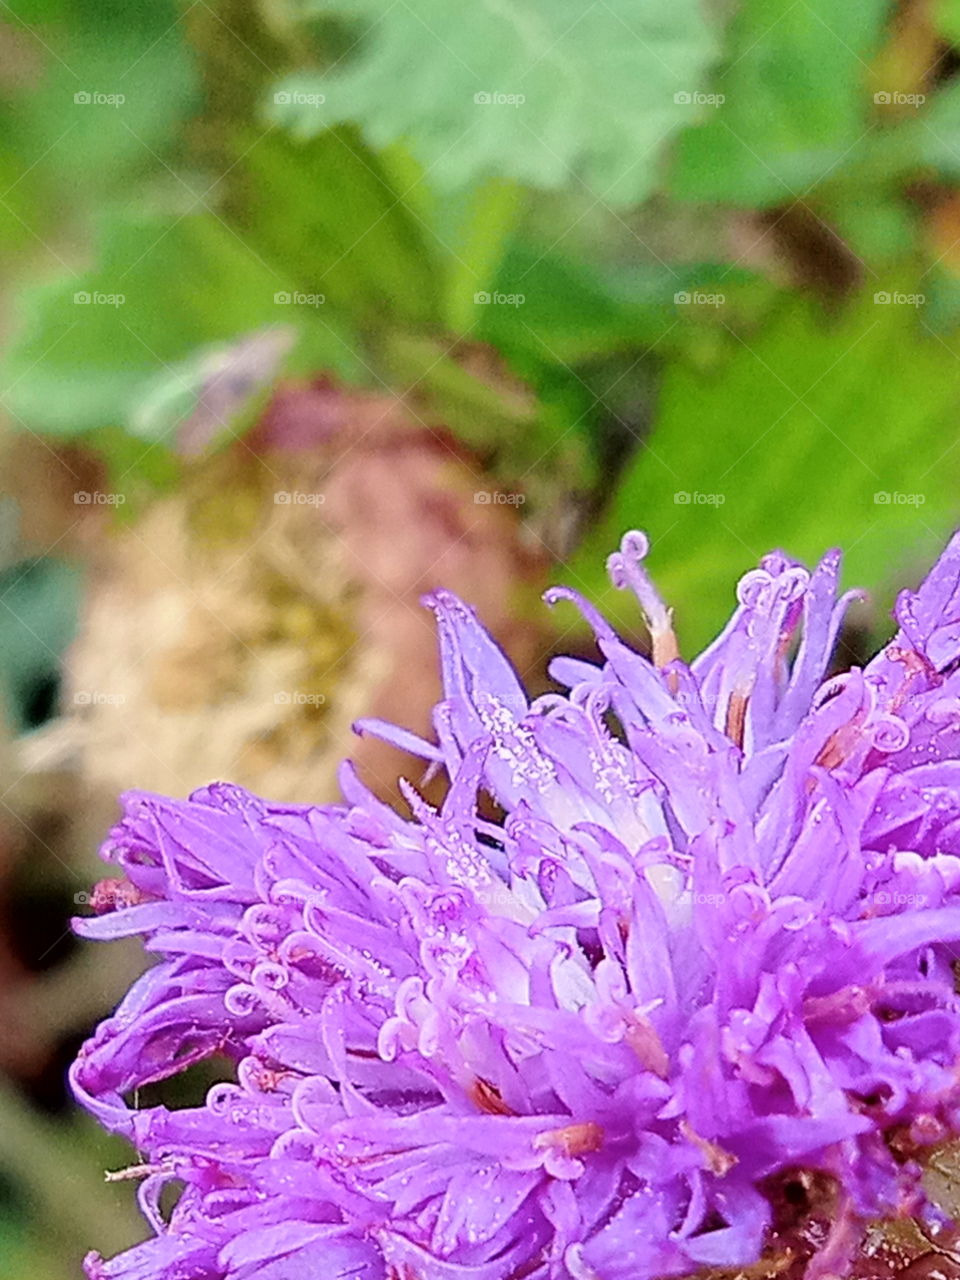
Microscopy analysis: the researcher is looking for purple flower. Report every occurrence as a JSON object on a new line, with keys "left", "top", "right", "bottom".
{"left": 72, "top": 530, "right": 960, "bottom": 1279}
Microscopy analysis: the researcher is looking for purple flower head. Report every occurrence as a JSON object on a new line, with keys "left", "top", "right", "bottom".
{"left": 72, "top": 530, "right": 960, "bottom": 1279}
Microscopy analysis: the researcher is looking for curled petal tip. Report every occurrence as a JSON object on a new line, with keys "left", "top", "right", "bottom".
{"left": 620, "top": 529, "right": 652, "bottom": 561}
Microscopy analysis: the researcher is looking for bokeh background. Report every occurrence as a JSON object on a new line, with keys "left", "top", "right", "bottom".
{"left": 3, "top": 0, "right": 960, "bottom": 1275}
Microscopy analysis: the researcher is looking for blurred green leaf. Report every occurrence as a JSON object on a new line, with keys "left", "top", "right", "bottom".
{"left": 130, "top": 327, "right": 296, "bottom": 452}
{"left": 480, "top": 246, "right": 671, "bottom": 364}
{"left": 436, "top": 179, "right": 527, "bottom": 334}
{"left": 380, "top": 330, "right": 593, "bottom": 494}
{"left": 13, "top": 0, "right": 199, "bottom": 201}
{"left": 269, "top": 0, "right": 721, "bottom": 204}
{"left": 825, "top": 188, "right": 917, "bottom": 261}
{"left": 933, "top": 0, "right": 960, "bottom": 44}
{"left": 3, "top": 0, "right": 70, "bottom": 18}
{"left": 232, "top": 127, "right": 443, "bottom": 329}
{"left": 672, "top": 0, "right": 888, "bottom": 206}
{"left": 570, "top": 289, "right": 960, "bottom": 649}
{"left": 0, "top": 125, "right": 49, "bottom": 262}
{"left": 1, "top": 209, "right": 360, "bottom": 441}
{"left": 804, "top": 68, "right": 960, "bottom": 198}
{"left": 0, "top": 558, "right": 81, "bottom": 732}
{"left": 478, "top": 243, "right": 752, "bottom": 364}
{"left": 915, "top": 79, "right": 960, "bottom": 179}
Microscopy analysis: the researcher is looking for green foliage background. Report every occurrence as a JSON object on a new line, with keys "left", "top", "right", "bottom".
{"left": 4, "top": 0, "right": 960, "bottom": 1270}
{"left": 4, "top": 0, "right": 960, "bottom": 648}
